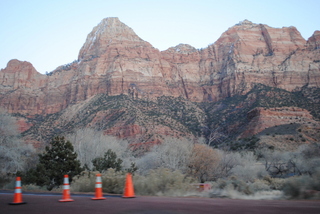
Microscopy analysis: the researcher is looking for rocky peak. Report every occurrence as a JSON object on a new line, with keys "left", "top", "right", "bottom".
{"left": 78, "top": 17, "right": 145, "bottom": 60}
{"left": 307, "top": 30, "right": 320, "bottom": 50}
{"left": 236, "top": 19, "right": 254, "bottom": 26}
{"left": 4, "top": 59, "right": 36, "bottom": 72}
{"left": 0, "top": 59, "right": 46, "bottom": 91}
{"left": 214, "top": 20, "right": 306, "bottom": 58}
{"left": 164, "top": 44, "right": 197, "bottom": 54}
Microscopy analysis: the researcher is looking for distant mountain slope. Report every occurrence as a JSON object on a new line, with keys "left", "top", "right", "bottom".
{"left": 19, "top": 84, "right": 320, "bottom": 150}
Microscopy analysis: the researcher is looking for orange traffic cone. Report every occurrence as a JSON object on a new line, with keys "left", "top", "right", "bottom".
{"left": 59, "top": 175, "right": 74, "bottom": 202}
{"left": 9, "top": 177, "right": 26, "bottom": 205}
{"left": 92, "top": 173, "right": 106, "bottom": 200}
{"left": 122, "top": 173, "right": 135, "bottom": 198}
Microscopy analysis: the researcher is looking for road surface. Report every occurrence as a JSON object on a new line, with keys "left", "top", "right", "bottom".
{"left": 1, "top": 192, "right": 320, "bottom": 214}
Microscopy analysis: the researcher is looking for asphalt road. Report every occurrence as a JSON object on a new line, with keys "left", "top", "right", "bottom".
{"left": 1, "top": 192, "right": 320, "bottom": 214}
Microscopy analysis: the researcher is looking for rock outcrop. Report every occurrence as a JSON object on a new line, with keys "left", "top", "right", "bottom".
{"left": 0, "top": 18, "right": 319, "bottom": 140}
{"left": 241, "top": 107, "right": 316, "bottom": 138}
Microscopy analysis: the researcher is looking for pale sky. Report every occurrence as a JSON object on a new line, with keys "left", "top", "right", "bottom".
{"left": 1, "top": 0, "right": 319, "bottom": 74}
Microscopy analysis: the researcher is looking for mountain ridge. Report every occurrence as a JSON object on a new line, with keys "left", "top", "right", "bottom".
{"left": 1, "top": 17, "right": 319, "bottom": 148}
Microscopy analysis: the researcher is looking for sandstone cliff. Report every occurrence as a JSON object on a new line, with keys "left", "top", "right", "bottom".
{"left": 1, "top": 18, "right": 319, "bottom": 116}
{"left": 1, "top": 18, "right": 320, "bottom": 147}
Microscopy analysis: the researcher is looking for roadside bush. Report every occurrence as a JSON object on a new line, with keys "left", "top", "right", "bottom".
{"left": 134, "top": 168, "right": 195, "bottom": 196}
{"left": 248, "top": 179, "right": 270, "bottom": 192}
{"left": 70, "top": 168, "right": 196, "bottom": 196}
{"left": 263, "top": 176, "right": 285, "bottom": 190}
{"left": 209, "top": 177, "right": 284, "bottom": 200}
{"left": 231, "top": 163, "right": 268, "bottom": 182}
{"left": 71, "top": 171, "right": 96, "bottom": 192}
{"left": 70, "top": 170, "right": 125, "bottom": 194}
{"left": 283, "top": 171, "right": 320, "bottom": 199}
{"left": 101, "top": 169, "right": 126, "bottom": 194}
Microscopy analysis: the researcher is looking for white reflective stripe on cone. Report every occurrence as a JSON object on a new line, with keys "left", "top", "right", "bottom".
{"left": 16, "top": 181, "right": 21, "bottom": 187}
{"left": 15, "top": 188, "right": 22, "bottom": 193}
{"left": 64, "top": 177, "right": 69, "bottom": 184}
{"left": 95, "top": 183, "right": 102, "bottom": 188}
{"left": 63, "top": 185, "right": 70, "bottom": 190}
{"left": 97, "top": 177, "right": 102, "bottom": 182}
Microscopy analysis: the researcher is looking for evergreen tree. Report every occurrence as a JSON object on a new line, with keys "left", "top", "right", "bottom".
{"left": 24, "top": 136, "right": 83, "bottom": 191}
{"left": 126, "top": 162, "right": 138, "bottom": 175}
{"left": 92, "top": 149, "right": 123, "bottom": 172}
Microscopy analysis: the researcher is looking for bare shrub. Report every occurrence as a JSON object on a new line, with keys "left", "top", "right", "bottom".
{"left": 101, "top": 169, "right": 126, "bottom": 194}
{"left": 213, "top": 151, "right": 242, "bottom": 179}
{"left": 263, "top": 176, "right": 286, "bottom": 190}
{"left": 283, "top": 169, "right": 320, "bottom": 199}
{"left": 0, "top": 109, "right": 35, "bottom": 182}
{"left": 231, "top": 152, "right": 268, "bottom": 182}
{"left": 134, "top": 168, "right": 195, "bottom": 196}
{"left": 257, "top": 144, "right": 320, "bottom": 178}
{"left": 67, "top": 128, "right": 134, "bottom": 170}
{"left": 248, "top": 179, "right": 271, "bottom": 192}
{"left": 136, "top": 137, "right": 193, "bottom": 174}
{"left": 135, "top": 152, "right": 159, "bottom": 174}
{"left": 187, "top": 144, "right": 220, "bottom": 182}
{"left": 209, "top": 177, "right": 283, "bottom": 200}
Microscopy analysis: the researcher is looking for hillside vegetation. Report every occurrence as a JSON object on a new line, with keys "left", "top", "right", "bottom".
{"left": 21, "top": 84, "right": 320, "bottom": 148}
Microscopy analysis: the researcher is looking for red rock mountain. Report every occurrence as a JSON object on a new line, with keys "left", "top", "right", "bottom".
{"left": 1, "top": 18, "right": 319, "bottom": 116}
{"left": 1, "top": 18, "right": 320, "bottom": 147}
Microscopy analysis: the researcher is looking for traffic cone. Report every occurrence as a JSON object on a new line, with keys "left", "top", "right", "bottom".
{"left": 91, "top": 173, "right": 106, "bottom": 200}
{"left": 59, "top": 175, "right": 74, "bottom": 202}
{"left": 122, "top": 173, "right": 135, "bottom": 198}
{"left": 9, "top": 177, "right": 26, "bottom": 205}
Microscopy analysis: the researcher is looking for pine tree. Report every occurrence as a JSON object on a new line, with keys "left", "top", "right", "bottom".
{"left": 92, "top": 149, "right": 123, "bottom": 172}
{"left": 24, "top": 136, "right": 83, "bottom": 190}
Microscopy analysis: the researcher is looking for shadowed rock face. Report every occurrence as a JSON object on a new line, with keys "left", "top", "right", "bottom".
{"left": 241, "top": 107, "right": 315, "bottom": 138}
{"left": 1, "top": 18, "right": 319, "bottom": 116}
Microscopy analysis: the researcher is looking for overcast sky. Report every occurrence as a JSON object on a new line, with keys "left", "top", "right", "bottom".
{"left": 1, "top": 0, "right": 319, "bottom": 74}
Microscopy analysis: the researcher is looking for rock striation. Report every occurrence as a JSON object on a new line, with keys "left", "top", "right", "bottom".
{"left": 241, "top": 107, "right": 315, "bottom": 138}
{"left": 0, "top": 18, "right": 320, "bottom": 141}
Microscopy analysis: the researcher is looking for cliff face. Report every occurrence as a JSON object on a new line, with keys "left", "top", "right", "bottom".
{"left": 1, "top": 18, "right": 319, "bottom": 117}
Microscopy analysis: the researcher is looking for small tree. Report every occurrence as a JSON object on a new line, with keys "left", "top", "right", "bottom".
{"left": 187, "top": 144, "right": 220, "bottom": 182}
{"left": 24, "top": 136, "right": 83, "bottom": 190}
{"left": 92, "top": 149, "right": 123, "bottom": 172}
